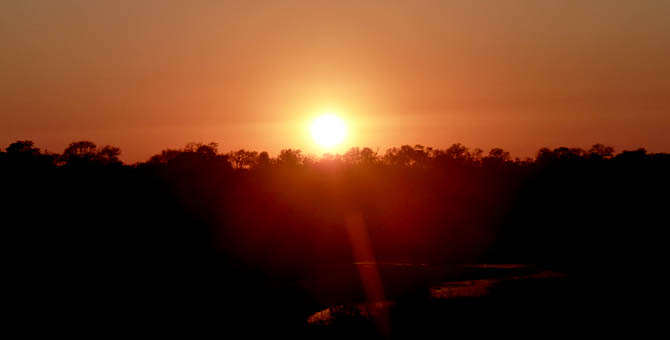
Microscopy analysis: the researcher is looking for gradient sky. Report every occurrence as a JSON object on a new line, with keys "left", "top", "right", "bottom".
{"left": 2, "top": 0, "right": 669, "bottom": 161}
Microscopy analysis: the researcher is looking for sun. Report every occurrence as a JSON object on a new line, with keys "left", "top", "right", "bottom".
{"left": 310, "top": 114, "right": 347, "bottom": 148}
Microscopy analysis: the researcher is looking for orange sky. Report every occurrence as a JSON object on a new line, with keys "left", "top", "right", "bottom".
{"left": 2, "top": 1, "right": 669, "bottom": 161}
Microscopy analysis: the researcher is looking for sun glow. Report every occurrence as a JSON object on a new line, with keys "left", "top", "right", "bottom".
{"left": 310, "top": 114, "right": 348, "bottom": 149}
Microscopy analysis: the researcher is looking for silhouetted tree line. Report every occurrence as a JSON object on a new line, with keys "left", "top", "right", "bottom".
{"left": 3, "top": 139, "right": 668, "bottom": 334}
{"left": 5, "top": 139, "right": 662, "bottom": 169}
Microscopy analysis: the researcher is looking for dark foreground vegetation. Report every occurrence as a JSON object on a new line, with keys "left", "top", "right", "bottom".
{"left": 3, "top": 140, "right": 668, "bottom": 337}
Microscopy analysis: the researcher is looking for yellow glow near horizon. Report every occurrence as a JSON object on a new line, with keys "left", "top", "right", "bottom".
{"left": 310, "top": 114, "right": 348, "bottom": 149}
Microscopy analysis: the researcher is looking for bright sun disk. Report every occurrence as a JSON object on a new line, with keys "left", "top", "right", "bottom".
{"left": 310, "top": 114, "right": 347, "bottom": 148}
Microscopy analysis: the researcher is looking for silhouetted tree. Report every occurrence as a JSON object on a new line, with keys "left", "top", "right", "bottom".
{"left": 59, "top": 141, "right": 122, "bottom": 166}
{"left": 445, "top": 143, "right": 469, "bottom": 161}
{"left": 229, "top": 149, "right": 260, "bottom": 169}
{"left": 98, "top": 145, "right": 122, "bottom": 165}
{"left": 536, "top": 147, "right": 556, "bottom": 164}
{"left": 384, "top": 145, "right": 422, "bottom": 167}
{"left": 433, "top": 143, "right": 475, "bottom": 167}
{"left": 482, "top": 147, "right": 511, "bottom": 168}
{"left": 277, "top": 149, "right": 304, "bottom": 167}
{"left": 587, "top": 144, "right": 615, "bottom": 160}
{"left": 148, "top": 149, "right": 182, "bottom": 166}
{"left": 60, "top": 141, "right": 98, "bottom": 165}
{"left": 343, "top": 147, "right": 379, "bottom": 166}
{"left": 553, "top": 147, "right": 584, "bottom": 161}
{"left": 6, "top": 140, "right": 41, "bottom": 155}
{"left": 257, "top": 151, "right": 271, "bottom": 168}
{"left": 1, "top": 140, "right": 58, "bottom": 168}
{"left": 183, "top": 142, "right": 219, "bottom": 160}
{"left": 615, "top": 148, "right": 648, "bottom": 162}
